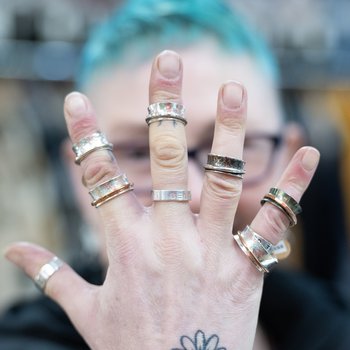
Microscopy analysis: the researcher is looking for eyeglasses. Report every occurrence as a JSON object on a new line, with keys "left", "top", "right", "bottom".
{"left": 114, "top": 133, "right": 282, "bottom": 187}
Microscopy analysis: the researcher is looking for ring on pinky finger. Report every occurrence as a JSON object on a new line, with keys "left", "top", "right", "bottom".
{"left": 233, "top": 226, "right": 278, "bottom": 273}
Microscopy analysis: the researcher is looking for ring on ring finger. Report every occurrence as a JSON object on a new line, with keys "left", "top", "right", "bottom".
{"left": 204, "top": 153, "right": 246, "bottom": 178}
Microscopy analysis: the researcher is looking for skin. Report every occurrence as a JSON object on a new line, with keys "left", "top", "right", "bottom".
{"left": 5, "top": 42, "right": 320, "bottom": 349}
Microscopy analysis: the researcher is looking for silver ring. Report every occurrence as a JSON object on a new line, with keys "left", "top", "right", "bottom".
{"left": 233, "top": 226, "right": 278, "bottom": 273}
{"left": 204, "top": 153, "right": 246, "bottom": 177}
{"left": 152, "top": 189, "right": 191, "bottom": 202}
{"left": 34, "top": 256, "right": 64, "bottom": 292}
{"left": 89, "top": 174, "right": 134, "bottom": 208}
{"left": 261, "top": 188, "right": 301, "bottom": 227}
{"left": 268, "top": 188, "right": 302, "bottom": 215}
{"left": 72, "top": 131, "right": 113, "bottom": 165}
{"left": 146, "top": 102, "right": 187, "bottom": 126}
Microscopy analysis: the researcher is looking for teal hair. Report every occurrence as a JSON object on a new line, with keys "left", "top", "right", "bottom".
{"left": 78, "top": 0, "right": 279, "bottom": 88}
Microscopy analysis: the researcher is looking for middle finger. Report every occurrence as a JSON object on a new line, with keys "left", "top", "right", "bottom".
{"left": 148, "top": 51, "right": 191, "bottom": 221}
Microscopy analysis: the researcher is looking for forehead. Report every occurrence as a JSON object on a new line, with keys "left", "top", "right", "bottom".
{"left": 85, "top": 41, "right": 282, "bottom": 146}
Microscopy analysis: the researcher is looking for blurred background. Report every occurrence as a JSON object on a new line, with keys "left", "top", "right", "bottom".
{"left": 0, "top": 0, "right": 350, "bottom": 310}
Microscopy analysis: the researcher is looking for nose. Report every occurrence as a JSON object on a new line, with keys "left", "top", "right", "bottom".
{"left": 188, "top": 160, "right": 203, "bottom": 213}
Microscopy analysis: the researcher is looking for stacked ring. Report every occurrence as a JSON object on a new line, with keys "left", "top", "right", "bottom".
{"left": 261, "top": 188, "right": 302, "bottom": 226}
{"left": 204, "top": 153, "right": 246, "bottom": 178}
{"left": 72, "top": 131, "right": 113, "bottom": 165}
{"left": 146, "top": 102, "right": 187, "bottom": 126}
{"left": 89, "top": 174, "right": 134, "bottom": 208}
{"left": 233, "top": 226, "right": 278, "bottom": 273}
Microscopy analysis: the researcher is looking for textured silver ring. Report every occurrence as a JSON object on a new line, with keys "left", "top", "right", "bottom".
{"left": 204, "top": 153, "right": 246, "bottom": 177}
{"left": 72, "top": 131, "right": 113, "bottom": 165}
{"left": 233, "top": 226, "right": 278, "bottom": 273}
{"left": 152, "top": 189, "right": 191, "bottom": 202}
{"left": 34, "top": 256, "right": 64, "bottom": 292}
{"left": 268, "top": 188, "right": 302, "bottom": 215}
{"left": 146, "top": 102, "right": 187, "bottom": 126}
{"left": 261, "top": 188, "right": 301, "bottom": 227}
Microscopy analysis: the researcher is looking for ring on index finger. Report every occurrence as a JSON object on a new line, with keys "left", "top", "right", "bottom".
{"left": 89, "top": 174, "right": 134, "bottom": 208}
{"left": 72, "top": 131, "right": 113, "bottom": 165}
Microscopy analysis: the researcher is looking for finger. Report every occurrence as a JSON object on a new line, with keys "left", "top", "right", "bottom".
{"left": 64, "top": 92, "right": 142, "bottom": 232}
{"left": 199, "top": 81, "right": 246, "bottom": 247}
{"left": 148, "top": 51, "right": 191, "bottom": 220}
{"left": 250, "top": 146, "right": 320, "bottom": 245}
{"left": 4, "top": 242, "right": 94, "bottom": 331}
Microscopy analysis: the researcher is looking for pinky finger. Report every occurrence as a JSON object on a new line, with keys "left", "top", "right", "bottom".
{"left": 250, "top": 146, "right": 320, "bottom": 245}
{"left": 4, "top": 242, "right": 96, "bottom": 329}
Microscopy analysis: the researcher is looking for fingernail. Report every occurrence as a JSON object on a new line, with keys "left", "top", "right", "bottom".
{"left": 157, "top": 51, "right": 180, "bottom": 79}
{"left": 222, "top": 81, "right": 244, "bottom": 109}
{"left": 65, "top": 93, "right": 87, "bottom": 117}
{"left": 4, "top": 247, "right": 21, "bottom": 265}
{"left": 301, "top": 148, "right": 320, "bottom": 171}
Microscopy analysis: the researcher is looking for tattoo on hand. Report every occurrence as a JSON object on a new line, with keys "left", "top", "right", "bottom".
{"left": 172, "top": 329, "right": 227, "bottom": 350}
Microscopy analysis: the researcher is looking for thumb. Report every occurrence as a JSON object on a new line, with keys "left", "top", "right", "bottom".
{"left": 4, "top": 242, "right": 96, "bottom": 329}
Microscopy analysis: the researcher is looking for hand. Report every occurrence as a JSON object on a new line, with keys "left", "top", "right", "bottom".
{"left": 5, "top": 50, "right": 319, "bottom": 350}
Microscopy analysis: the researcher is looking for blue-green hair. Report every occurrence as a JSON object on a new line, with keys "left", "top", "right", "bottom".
{"left": 78, "top": 0, "right": 279, "bottom": 88}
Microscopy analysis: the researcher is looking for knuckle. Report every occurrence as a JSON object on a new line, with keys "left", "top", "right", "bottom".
{"left": 260, "top": 205, "right": 289, "bottom": 239}
{"left": 152, "top": 89, "right": 180, "bottom": 103}
{"left": 82, "top": 153, "right": 118, "bottom": 188}
{"left": 218, "top": 111, "right": 245, "bottom": 133}
{"left": 285, "top": 176, "right": 305, "bottom": 196}
{"left": 70, "top": 115, "right": 96, "bottom": 142}
{"left": 151, "top": 135, "right": 186, "bottom": 169}
{"left": 205, "top": 172, "right": 242, "bottom": 201}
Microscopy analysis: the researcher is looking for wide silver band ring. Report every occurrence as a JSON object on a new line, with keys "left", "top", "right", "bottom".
{"left": 72, "top": 131, "right": 113, "bottom": 165}
{"left": 204, "top": 153, "right": 246, "bottom": 177}
{"left": 233, "top": 226, "right": 278, "bottom": 273}
{"left": 34, "top": 256, "right": 64, "bottom": 292}
{"left": 89, "top": 174, "right": 134, "bottom": 208}
{"left": 152, "top": 189, "right": 191, "bottom": 202}
{"left": 146, "top": 102, "right": 187, "bottom": 126}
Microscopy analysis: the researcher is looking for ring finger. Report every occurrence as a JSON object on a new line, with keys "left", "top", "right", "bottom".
{"left": 199, "top": 81, "right": 247, "bottom": 248}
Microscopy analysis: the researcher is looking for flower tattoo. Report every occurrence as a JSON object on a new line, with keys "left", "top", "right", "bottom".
{"left": 172, "top": 329, "right": 227, "bottom": 350}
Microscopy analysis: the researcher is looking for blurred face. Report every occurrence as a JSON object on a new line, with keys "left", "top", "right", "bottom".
{"left": 70, "top": 40, "right": 296, "bottom": 243}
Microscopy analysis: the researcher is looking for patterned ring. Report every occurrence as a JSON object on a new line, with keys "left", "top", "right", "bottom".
{"left": 268, "top": 188, "right": 302, "bottom": 215}
{"left": 204, "top": 153, "right": 246, "bottom": 178}
{"left": 34, "top": 256, "right": 64, "bottom": 292}
{"left": 72, "top": 131, "right": 113, "bottom": 165}
{"left": 89, "top": 174, "right": 134, "bottom": 208}
{"left": 146, "top": 102, "right": 187, "bottom": 126}
{"left": 261, "top": 188, "right": 301, "bottom": 227}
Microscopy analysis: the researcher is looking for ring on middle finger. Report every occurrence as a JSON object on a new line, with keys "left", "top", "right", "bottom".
{"left": 204, "top": 153, "right": 246, "bottom": 178}
{"left": 146, "top": 102, "right": 187, "bottom": 126}
{"left": 152, "top": 189, "right": 191, "bottom": 202}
